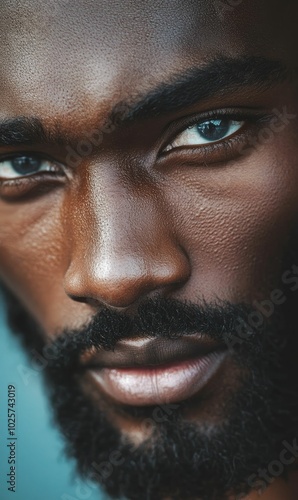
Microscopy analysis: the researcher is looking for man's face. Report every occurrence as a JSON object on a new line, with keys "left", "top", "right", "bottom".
{"left": 1, "top": 1, "right": 298, "bottom": 499}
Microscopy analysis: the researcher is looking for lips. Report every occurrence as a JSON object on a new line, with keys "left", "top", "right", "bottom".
{"left": 81, "top": 335, "right": 228, "bottom": 406}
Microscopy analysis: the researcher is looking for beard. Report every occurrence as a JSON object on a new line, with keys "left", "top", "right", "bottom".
{"left": 2, "top": 255, "right": 298, "bottom": 500}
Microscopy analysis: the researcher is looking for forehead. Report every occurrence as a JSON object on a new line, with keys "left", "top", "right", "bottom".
{"left": 0, "top": 0, "right": 297, "bottom": 126}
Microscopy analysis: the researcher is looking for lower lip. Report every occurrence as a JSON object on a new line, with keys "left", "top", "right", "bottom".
{"left": 87, "top": 350, "right": 228, "bottom": 406}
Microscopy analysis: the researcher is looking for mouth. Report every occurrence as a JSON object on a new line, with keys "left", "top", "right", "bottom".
{"left": 80, "top": 335, "right": 228, "bottom": 406}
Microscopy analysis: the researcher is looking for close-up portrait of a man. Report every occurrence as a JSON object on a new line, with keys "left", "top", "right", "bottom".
{"left": 0, "top": 1, "right": 298, "bottom": 499}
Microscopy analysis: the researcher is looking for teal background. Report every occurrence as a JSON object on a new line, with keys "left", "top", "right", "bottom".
{"left": 0, "top": 296, "right": 106, "bottom": 500}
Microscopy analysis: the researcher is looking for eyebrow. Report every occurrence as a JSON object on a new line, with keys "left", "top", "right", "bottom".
{"left": 117, "top": 56, "right": 292, "bottom": 123}
{"left": 0, "top": 55, "right": 292, "bottom": 148}
{"left": 0, "top": 116, "right": 48, "bottom": 147}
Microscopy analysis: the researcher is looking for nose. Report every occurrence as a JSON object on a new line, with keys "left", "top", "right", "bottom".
{"left": 63, "top": 173, "right": 190, "bottom": 310}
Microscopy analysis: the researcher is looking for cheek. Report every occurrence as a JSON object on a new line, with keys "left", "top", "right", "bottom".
{"left": 0, "top": 191, "right": 87, "bottom": 331}
{"left": 163, "top": 148, "right": 298, "bottom": 302}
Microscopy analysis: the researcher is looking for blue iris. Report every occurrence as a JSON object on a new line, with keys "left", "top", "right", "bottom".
{"left": 196, "top": 119, "right": 231, "bottom": 142}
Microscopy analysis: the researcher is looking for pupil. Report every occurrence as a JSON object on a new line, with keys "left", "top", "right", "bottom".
{"left": 11, "top": 156, "right": 42, "bottom": 175}
{"left": 197, "top": 119, "right": 230, "bottom": 142}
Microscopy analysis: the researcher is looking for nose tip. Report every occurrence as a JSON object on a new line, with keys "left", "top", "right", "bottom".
{"left": 63, "top": 175, "right": 191, "bottom": 311}
{"left": 64, "top": 249, "right": 190, "bottom": 310}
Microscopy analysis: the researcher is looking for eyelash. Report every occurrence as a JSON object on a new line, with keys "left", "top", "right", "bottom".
{"left": 158, "top": 109, "right": 268, "bottom": 163}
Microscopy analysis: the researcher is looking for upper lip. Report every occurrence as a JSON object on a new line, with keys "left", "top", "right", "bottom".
{"left": 80, "top": 334, "right": 227, "bottom": 370}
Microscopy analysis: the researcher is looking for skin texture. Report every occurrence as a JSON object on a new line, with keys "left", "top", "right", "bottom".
{"left": 1, "top": 0, "right": 298, "bottom": 498}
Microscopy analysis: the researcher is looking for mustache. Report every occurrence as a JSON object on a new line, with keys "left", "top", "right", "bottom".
{"left": 44, "top": 297, "right": 265, "bottom": 374}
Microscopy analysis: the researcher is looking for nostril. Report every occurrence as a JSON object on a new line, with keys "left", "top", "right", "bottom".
{"left": 68, "top": 294, "right": 88, "bottom": 304}
{"left": 63, "top": 241, "right": 191, "bottom": 310}
{"left": 68, "top": 294, "right": 105, "bottom": 309}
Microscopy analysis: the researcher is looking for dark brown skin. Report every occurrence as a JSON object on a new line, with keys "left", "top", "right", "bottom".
{"left": 1, "top": 1, "right": 298, "bottom": 498}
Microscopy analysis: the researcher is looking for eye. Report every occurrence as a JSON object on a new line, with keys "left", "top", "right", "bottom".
{"left": 0, "top": 155, "right": 62, "bottom": 180}
{"left": 164, "top": 117, "right": 245, "bottom": 152}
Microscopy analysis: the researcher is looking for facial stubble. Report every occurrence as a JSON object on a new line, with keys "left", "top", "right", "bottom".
{"left": 2, "top": 278, "right": 298, "bottom": 500}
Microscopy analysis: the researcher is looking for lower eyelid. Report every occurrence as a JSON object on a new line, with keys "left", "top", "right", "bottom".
{"left": 0, "top": 170, "right": 63, "bottom": 185}
{"left": 157, "top": 125, "right": 256, "bottom": 165}
{"left": 0, "top": 171, "right": 67, "bottom": 201}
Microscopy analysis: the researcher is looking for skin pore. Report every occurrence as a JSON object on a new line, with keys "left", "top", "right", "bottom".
{"left": 1, "top": 0, "right": 298, "bottom": 499}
